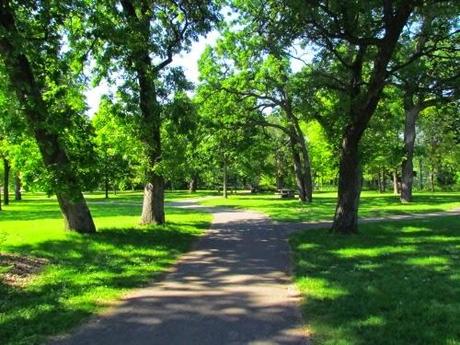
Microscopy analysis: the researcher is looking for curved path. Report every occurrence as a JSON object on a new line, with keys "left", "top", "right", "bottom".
{"left": 49, "top": 201, "right": 308, "bottom": 345}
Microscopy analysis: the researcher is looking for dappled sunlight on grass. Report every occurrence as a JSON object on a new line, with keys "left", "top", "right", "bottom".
{"left": 201, "top": 191, "right": 460, "bottom": 222}
{"left": 0, "top": 193, "right": 211, "bottom": 345}
{"left": 290, "top": 216, "right": 460, "bottom": 345}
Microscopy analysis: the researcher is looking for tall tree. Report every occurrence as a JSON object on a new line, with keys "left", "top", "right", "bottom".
{"left": 0, "top": 0, "right": 96, "bottom": 232}
{"left": 393, "top": 10, "right": 459, "bottom": 202}
{"left": 89, "top": 0, "right": 220, "bottom": 224}
{"left": 235, "top": 0, "right": 455, "bottom": 232}
{"left": 199, "top": 32, "right": 314, "bottom": 202}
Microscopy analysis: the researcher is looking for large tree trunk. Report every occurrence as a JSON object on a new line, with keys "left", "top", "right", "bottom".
{"left": 3, "top": 158, "right": 10, "bottom": 205}
{"left": 120, "top": 1, "right": 166, "bottom": 225}
{"left": 14, "top": 172, "right": 21, "bottom": 201}
{"left": 289, "top": 135, "right": 308, "bottom": 202}
{"left": 285, "top": 106, "right": 313, "bottom": 202}
{"left": 141, "top": 174, "right": 165, "bottom": 225}
{"left": 331, "top": 136, "right": 362, "bottom": 234}
{"left": 401, "top": 101, "right": 420, "bottom": 203}
{"left": 188, "top": 175, "right": 198, "bottom": 193}
{"left": 393, "top": 170, "right": 399, "bottom": 195}
{"left": 104, "top": 176, "right": 109, "bottom": 199}
{"left": 0, "top": 3, "right": 95, "bottom": 233}
{"left": 330, "top": 3, "right": 413, "bottom": 234}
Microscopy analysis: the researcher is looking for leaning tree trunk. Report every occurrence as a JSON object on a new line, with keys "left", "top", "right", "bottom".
{"left": 0, "top": 4, "right": 95, "bottom": 233}
{"left": 289, "top": 134, "right": 308, "bottom": 202}
{"left": 14, "top": 172, "right": 21, "bottom": 201}
{"left": 285, "top": 105, "right": 313, "bottom": 202}
{"left": 401, "top": 102, "right": 420, "bottom": 203}
{"left": 331, "top": 135, "right": 362, "bottom": 234}
{"left": 3, "top": 158, "right": 10, "bottom": 205}
{"left": 294, "top": 124, "right": 313, "bottom": 202}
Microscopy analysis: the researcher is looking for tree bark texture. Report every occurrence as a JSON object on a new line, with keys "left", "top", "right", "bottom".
{"left": 121, "top": 1, "right": 165, "bottom": 225}
{"left": 286, "top": 112, "right": 313, "bottom": 203}
{"left": 14, "top": 172, "right": 21, "bottom": 201}
{"left": 189, "top": 175, "right": 197, "bottom": 193}
{"left": 0, "top": 2, "right": 96, "bottom": 233}
{"left": 331, "top": 3, "right": 413, "bottom": 234}
{"left": 401, "top": 100, "right": 420, "bottom": 203}
{"left": 141, "top": 174, "right": 165, "bottom": 225}
{"left": 0, "top": 3, "right": 95, "bottom": 233}
{"left": 393, "top": 170, "right": 399, "bottom": 195}
{"left": 3, "top": 158, "right": 10, "bottom": 205}
{"left": 332, "top": 135, "right": 362, "bottom": 234}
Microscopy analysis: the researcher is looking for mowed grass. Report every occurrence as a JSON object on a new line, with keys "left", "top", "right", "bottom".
{"left": 201, "top": 191, "right": 460, "bottom": 222}
{"left": 290, "top": 216, "right": 460, "bottom": 345}
{"left": 0, "top": 192, "right": 212, "bottom": 345}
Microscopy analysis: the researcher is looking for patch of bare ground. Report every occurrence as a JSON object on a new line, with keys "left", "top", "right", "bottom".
{"left": 0, "top": 253, "right": 48, "bottom": 287}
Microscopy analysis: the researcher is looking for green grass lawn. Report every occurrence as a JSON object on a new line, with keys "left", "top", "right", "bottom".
{"left": 290, "top": 216, "right": 460, "bottom": 345}
{"left": 0, "top": 192, "right": 212, "bottom": 345}
{"left": 201, "top": 191, "right": 460, "bottom": 222}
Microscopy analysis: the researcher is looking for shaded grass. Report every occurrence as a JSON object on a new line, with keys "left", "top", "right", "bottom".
{"left": 201, "top": 191, "right": 460, "bottom": 222}
{"left": 0, "top": 194, "right": 211, "bottom": 345}
{"left": 290, "top": 216, "right": 460, "bottom": 345}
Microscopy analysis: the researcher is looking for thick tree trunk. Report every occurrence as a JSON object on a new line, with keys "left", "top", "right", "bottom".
{"left": 276, "top": 174, "right": 284, "bottom": 190}
{"left": 188, "top": 175, "right": 197, "bottom": 193}
{"left": 14, "top": 172, "right": 21, "bottom": 201}
{"left": 223, "top": 160, "right": 228, "bottom": 199}
{"left": 0, "top": 4, "right": 95, "bottom": 233}
{"left": 285, "top": 106, "right": 313, "bottom": 202}
{"left": 401, "top": 103, "right": 420, "bottom": 203}
{"left": 121, "top": 1, "right": 165, "bottom": 225}
{"left": 331, "top": 136, "right": 361, "bottom": 234}
{"left": 141, "top": 174, "right": 165, "bottom": 225}
{"left": 330, "top": 3, "right": 413, "bottom": 234}
{"left": 297, "top": 133, "right": 313, "bottom": 202}
{"left": 393, "top": 170, "right": 399, "bottom": 195}
{"left": 289, "top": 135, "right": 308, "bottom": 202}
{"left": 104, "top": 177, "right": 109, "bottom": 199}
{"left": 3, "top": 158, "right": 10, "bottom": 205}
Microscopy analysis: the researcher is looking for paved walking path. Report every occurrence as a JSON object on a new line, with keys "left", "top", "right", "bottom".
{"left": 49, "top": 201, "right": 308, "bottom": 345}
{"left": 50, "top": 198, "right": 459, "bottom": 345}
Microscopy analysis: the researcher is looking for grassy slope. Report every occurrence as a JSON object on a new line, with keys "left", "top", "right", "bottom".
{"left": 290, "top": 216, "right": 460, "bottom": 345}
{"left": 201, "top": 191, "right": 460, "bottom": 222}
{"left": 0, "top": 192, "right": 211, "bottom": 345}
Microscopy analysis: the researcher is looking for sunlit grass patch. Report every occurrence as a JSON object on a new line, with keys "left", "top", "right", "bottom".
{"left": 201, "top": 191, "right": 460, "bottom": 223}
{"left": 290, "top": 216, "right": 460, "bottom": 345}
{"left": 0, "top": 193, "right": 211, "bottom": 345}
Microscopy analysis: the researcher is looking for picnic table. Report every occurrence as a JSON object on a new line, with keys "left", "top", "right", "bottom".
{"left": 275, "top": 188, "right": 295, "bottom": 198}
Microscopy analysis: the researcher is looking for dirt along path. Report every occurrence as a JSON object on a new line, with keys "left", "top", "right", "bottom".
{"left": 49, "top": 201, "right": 308, "bottom": 345}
